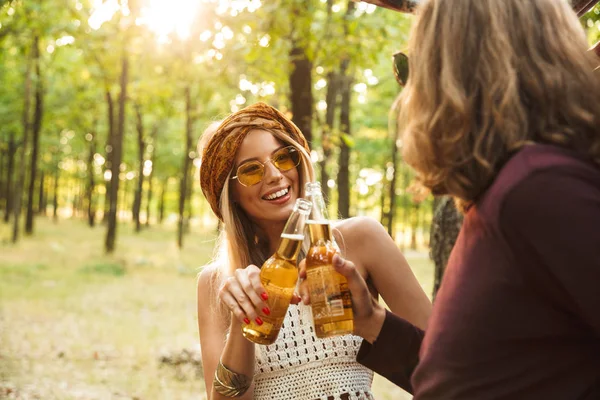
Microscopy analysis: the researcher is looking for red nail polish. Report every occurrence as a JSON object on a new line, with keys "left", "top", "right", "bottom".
{"left": 261, "top": 292, "right": 268, "bottom": 301}
{"left": 255, "top": 317, "right": 263, "bottom": 325}
{"left": 243, "top": 318, "right": 250, "bottom": 324}
{"left": 262, "top": 307, "right": 271, "bottom": 316}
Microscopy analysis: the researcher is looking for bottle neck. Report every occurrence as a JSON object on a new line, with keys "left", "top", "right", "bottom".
{"left": 276, "top": 233, "right": 304, "bottom": 261}
{"left": 307, "top": 221, "right": 333, "bottom": 244}
{"left": 308, "top": 192, "right": 328, "bottom": 221}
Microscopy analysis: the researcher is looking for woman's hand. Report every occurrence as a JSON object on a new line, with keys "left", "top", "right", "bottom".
{"left": 218, "top": 265, "right": 270, "bottom": 325}
{"left": 298, "top": 254, "right": 386, "bottom": 343}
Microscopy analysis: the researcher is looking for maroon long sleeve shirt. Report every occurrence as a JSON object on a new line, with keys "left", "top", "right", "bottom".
{"left": 358, "top": 144, "right": 600, "bottom": 399}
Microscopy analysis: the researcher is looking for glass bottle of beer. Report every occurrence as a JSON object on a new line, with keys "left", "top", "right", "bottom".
{"left": 241, "top": 198, "right": 312, "bottom": 345}
{"left": 305, "top": 182, "right": 353, "bottom": 338}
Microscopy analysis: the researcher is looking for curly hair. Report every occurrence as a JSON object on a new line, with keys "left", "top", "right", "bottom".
{"left": 400, "top": 0, "right": 600, "bottom": 210}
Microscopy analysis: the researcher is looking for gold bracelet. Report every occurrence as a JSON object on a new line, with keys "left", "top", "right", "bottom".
{"left": 213, "top": 360, "right": 252, "bottom": 397}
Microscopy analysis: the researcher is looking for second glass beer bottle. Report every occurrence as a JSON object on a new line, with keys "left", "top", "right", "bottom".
{"left": 241, "top": 198, "right": 312, "bottom": 345}
{"left": 305, "top": 182, "right": 353, "bottom": 338}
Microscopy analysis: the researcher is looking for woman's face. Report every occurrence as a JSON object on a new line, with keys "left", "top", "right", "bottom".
{"left": 230, "top": 129, "right": 301, "bottom": 227}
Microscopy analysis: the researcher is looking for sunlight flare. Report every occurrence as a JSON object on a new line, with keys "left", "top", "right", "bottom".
{"left": 139, "top": 0, "right": 202, "bottom": 41}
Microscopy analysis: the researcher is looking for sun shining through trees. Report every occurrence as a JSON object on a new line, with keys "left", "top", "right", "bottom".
{"left": 138, "top": 0, "right": 203, "bottom": 41}
{"left": 88, "top": 0, "right": 204, "bottom": 39}
{"left": 88, "top": 0, "right": 262, "bottom": 42}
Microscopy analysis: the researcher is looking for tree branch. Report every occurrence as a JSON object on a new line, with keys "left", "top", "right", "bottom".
{"left": 571, "top": 0, "right": 600, "bottom": 17}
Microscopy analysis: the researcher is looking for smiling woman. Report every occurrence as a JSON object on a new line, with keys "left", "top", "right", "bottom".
{"left": 195, "top": 102, "right": 432, "bottom": 400}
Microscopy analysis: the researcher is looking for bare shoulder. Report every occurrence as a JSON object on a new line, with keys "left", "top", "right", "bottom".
{"left": 332, "top": 216, "right": 390, "bottom": 279}
{"left": 197, "top": 263, "right": 223, "bottom": 304}
{"left": 334, "top": 216, "right": 386, "bottom": 245}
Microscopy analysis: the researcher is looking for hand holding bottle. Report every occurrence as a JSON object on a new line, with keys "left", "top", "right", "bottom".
{"left": 304, "top": 182, "right": 354, "bottom": 338}
{"left": 240, "top": 198, "right": 311, "bottom": 345}
{"left": 218, "top": 264, "right": 271, "bottom": 326}
{"left": 299, "top": 254, "right": 386, "bottom": 344}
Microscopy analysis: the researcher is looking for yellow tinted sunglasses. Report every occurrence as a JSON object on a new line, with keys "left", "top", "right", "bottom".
{"left": 231, "top": 146, "right": 302, "bottom": 187}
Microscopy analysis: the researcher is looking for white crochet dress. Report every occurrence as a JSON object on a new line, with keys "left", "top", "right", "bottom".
{"left": 253, "top": 304, "right": 375, "bottom": 399}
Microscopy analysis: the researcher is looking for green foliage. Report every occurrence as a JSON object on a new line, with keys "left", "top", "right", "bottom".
{"left": 0, "top": 262, "right": 47, "bottom": 279}
{"left": 582, "top": 4, "right": 600, "bottom": 44}
{"left": 13, "top": 0, "right": 595, "bottom": 243}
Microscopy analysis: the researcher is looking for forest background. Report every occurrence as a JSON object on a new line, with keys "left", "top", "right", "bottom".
{"left": 1, "top": 0, "right": 599, "bottom": 398}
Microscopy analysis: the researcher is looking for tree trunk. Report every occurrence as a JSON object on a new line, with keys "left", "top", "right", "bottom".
{"left": 410, "top": 202, "right": 420, "bottom": 250}
{"left": 3, "top": 134, "right": 16, "bottom": 223}
{"left": 103, "top": 89, "right": 115, "bottom": 223}
{"left": 105, "top": 54, "right": 128, "bottom": 253}
{"left": 184, "top": 165, "right": 193, "bottom": 235}
{"left": 36, "top": 171, "right": 45, "bottom": 215}
{"left": 86, "top": 134, "right": 96, "bottom": 227}
{"left": 320, "top": 72, "right": 339, "bottom": 204}
{"left": 379, "top": 182, "right": 386, "bottom": 224}
{"left": 52, "top": 168, "right": 59, "bottom": 222}
{"left": 0, "top": 148, "right": 4, "bottom": 211}
{"left": 337, "top": 59, "right": 352, "bottom": 219}
{"left": 145, "top": 125, "right": 158, "bottom": 227}
{"left": 401, "top": 165, "right": 410, "bottom": 250}
{"left": 25, "top": 39, "right": 43, "bottom": 235}
{"left": 572, "top": 0, "right": 599, "bottom": 16}
{"left": 132, "top": 103, "right": 145, "bottom": 233}
{"left": 177, "top": 85, "right": 193, "bottom": 248}
{"left": 40, "top": 172, "right": 48, "bottom": 215}
{"left": 145, "top": 177, "right": 153, "bottom": 227}
{"left": 121, "top": 178, "right": 129, "bottom": 219}
{"left": 386, "top": 111, "right": 400, "bottom": 237}
{"left": 336, "top": 3, "right": 355, "bottom": 219}
{"left": 158, "top": 181, "right": 166, "bottom": 224}
{"left": 430, "top": 196, "right": 463, "bottom": 301}
{"left": 289, "top": 44, "right": 313, "bottom": 145}
{"left": 73, "top": 183, "right": 83, "bottom": 218}
{"left": 12, "top": 38, "right": 35, "bottom": 243}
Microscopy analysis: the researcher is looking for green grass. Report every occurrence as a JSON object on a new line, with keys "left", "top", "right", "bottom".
{"left": 0, "top": 217, "right": 432, "bottom": 399}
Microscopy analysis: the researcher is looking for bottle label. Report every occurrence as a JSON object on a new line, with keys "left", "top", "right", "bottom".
{"left": 262, "top": 281, "right": 295, "bottom": 318}
{"left": 307, "top": 265, "right": 352, "bottom": 319}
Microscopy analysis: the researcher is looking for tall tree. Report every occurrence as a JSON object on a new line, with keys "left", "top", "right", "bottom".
{"left": 145, "top": 124, "right": 158, "bottom": 227}
{"left": 105, "top": 52, "right": 129, "bottom": 253}
{"left": 0, "top": 148, "right": 4, "bottom": 209}
{"left": 37, "top": 171, "right": 45, "bottom": 215}
{"left": 384, "top": 95, "right": 402, "bottom": 236}
{"left": 85, "top": 132, "right": 97, "bottom": 227}
{"left": 319, "top": 72, "right": 339, "bottom": 203}
{"left": 132, "top": 102, "right": 145, "bottom": 232}
{"left": 103, "top": 87, "right": 116, "bottom": 222}
{"left": 25, "top": 35, "right": 44, "bottom": 235}
{"left": 289, "top": 43, "right": 313, "bottom": 145}
{"left": 3, "top": 134, "right": 16, "bottom": 223}
{"left": 177, "top": 85, "right": 194, "bottom": 248}
{"left": 335, "top": 2, "right": 356, "bottom": 219}
{"left": 337, "top": 57, "right": 352, "bottom": 219}
{"left": 12, "top": 38, "right": 34, "bottom": 243}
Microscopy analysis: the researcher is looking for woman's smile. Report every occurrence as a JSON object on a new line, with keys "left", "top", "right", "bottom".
{"left": 262, "top": 186, "right": 291, "bottom": 203}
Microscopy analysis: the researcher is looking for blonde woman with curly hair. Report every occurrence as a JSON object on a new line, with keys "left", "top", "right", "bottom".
{"left": 329, "top": 0, "right": 600, "bottom": 398}
{"left": 196, "top": 102, "right": 431, "bottom": 400}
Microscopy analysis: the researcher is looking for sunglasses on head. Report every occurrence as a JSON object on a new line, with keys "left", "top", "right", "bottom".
{"left": 393, "top": 51, "right": 409, "bottom": 87}
{"left": 230, "top": 146, "right": 302, "bottom": 187}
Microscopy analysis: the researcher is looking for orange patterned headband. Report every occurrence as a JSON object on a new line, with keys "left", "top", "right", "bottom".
{"left": 199, "top": 102, "right": 310, "bottom": 221}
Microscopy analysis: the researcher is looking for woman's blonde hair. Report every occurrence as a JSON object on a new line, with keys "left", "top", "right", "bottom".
{"left": 213, "top": 130, "right": 315, "bottom": 276}
{"left": 400, "top": 0, "right": 600, "bottom": 210}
